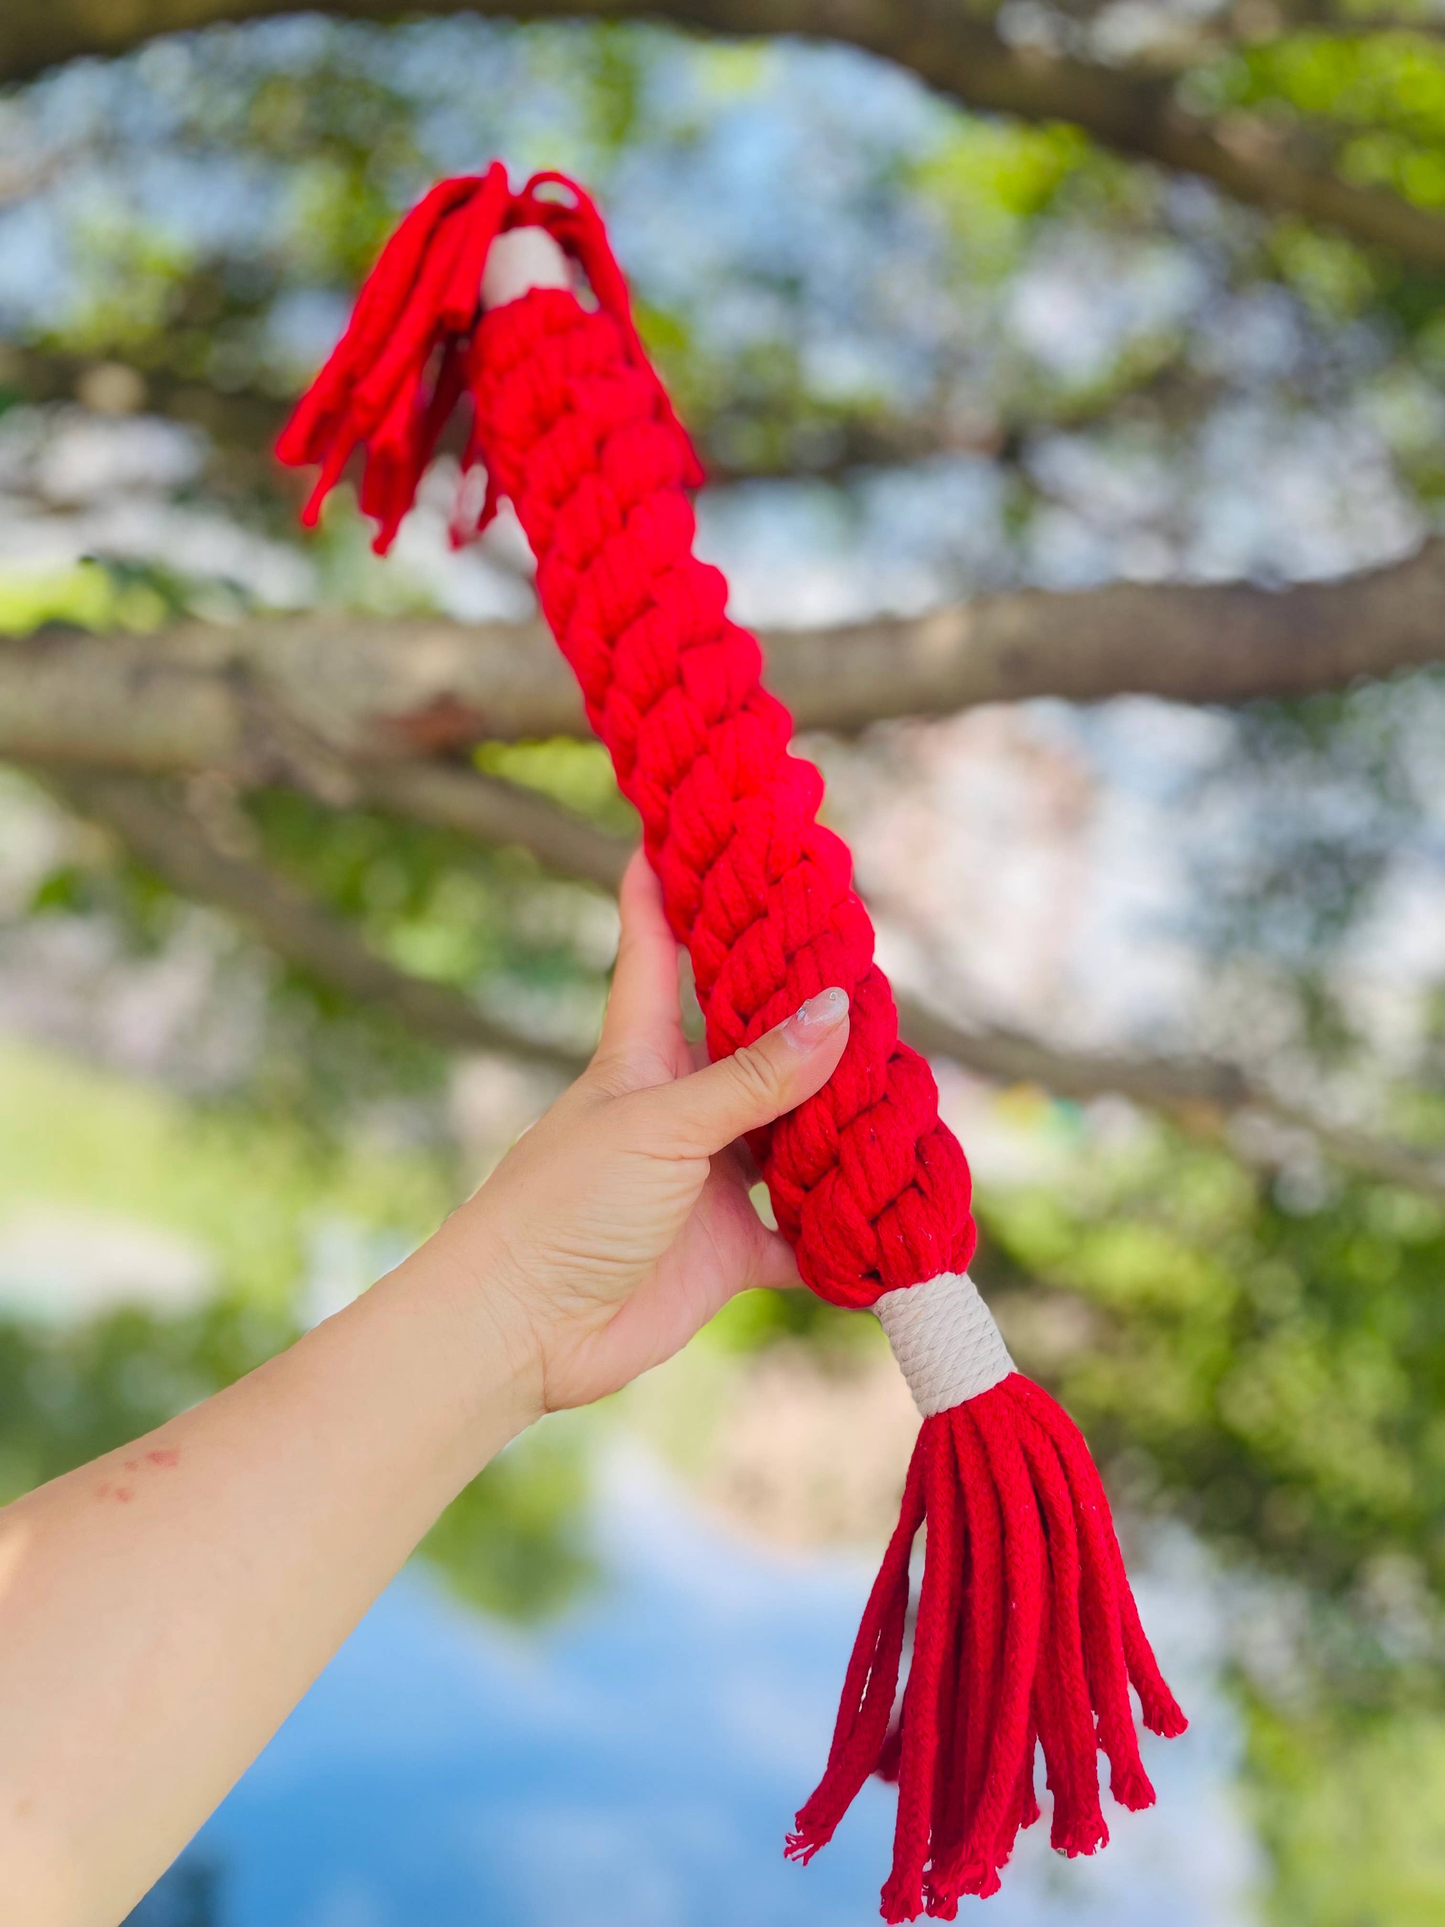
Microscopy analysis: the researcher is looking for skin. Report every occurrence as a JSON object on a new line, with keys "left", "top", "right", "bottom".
{"left": 0, "top": 850, "right": 850, "bottom": 1927}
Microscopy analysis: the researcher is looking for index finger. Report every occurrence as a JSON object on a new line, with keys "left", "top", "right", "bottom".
{"left": 593, "top": 848, "right": 690, "bottom": 1085}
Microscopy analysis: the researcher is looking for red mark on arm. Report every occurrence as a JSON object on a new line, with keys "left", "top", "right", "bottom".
{"left": 96, "top": 1446, "right": 179, "bottom": 1502}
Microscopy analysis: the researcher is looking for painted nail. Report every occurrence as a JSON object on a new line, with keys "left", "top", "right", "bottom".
{"left": 779, "top": 987, "right": 849, "bottom": 1049}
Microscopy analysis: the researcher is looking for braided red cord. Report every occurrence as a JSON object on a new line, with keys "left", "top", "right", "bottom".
{"left": 278, "top": 166, "right": 1186, "bottom": 1918}
{"left": 467, "top": 283, "right": 976, "bottom": 1305}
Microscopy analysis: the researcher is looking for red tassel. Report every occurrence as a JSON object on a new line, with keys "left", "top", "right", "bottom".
{"left": 275, "top": 172, "right": 482, "bottom": 471}
{"left": 277, "top": 163, "right": 701, "bottom": 549}
{"left": 788, "top": 1375, "right": 1185, "bottom": 1921}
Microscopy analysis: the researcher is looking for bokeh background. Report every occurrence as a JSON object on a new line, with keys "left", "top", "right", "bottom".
{"left": 3, "top": 5, "right": 1445, "bottom": 1924}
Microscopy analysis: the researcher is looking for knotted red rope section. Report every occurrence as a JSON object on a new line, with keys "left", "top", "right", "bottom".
{"left": 279, "top": 164, "right": 1186, "bottom": 1922}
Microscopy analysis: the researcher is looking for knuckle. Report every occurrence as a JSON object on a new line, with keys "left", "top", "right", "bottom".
{"left": 586, "top": 1042, "right": 672, "bottom": 1099}
{"left": 728, "top": 1039, "right": 785, "bottom": 1113}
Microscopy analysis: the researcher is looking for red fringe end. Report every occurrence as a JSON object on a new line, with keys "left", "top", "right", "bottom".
{"left": 275, "top": 164, "right": 703, "bottom": 555}
{"left": 787, "top": 1374, "right": 1186, "bottom": 1922}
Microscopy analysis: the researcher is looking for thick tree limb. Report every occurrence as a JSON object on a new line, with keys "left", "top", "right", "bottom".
{"left": 6, "top": 1, "right": 1445, "bottom": 270}
{"left": 5, "top": 539, "right": 1445, "bottom": 779}
{"left": 733, "top": 538, "right": 1445, "bottom": 724}
{"left": 42, "top": 767, "right": 582, "bottom": 1070}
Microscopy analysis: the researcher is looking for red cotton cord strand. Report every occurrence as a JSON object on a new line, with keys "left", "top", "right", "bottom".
{"left": 277, "top": 165, "right": 1187, "bottom": 1921}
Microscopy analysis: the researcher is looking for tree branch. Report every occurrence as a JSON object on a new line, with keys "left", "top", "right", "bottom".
{"left": 1229, "top": 0, "right": 1445, "bottom": 47}
{"left": 40, "top": 766, "right": 583, "bottom": 1070}
{"left": 6, "top": 539, "right": 1445, "bottom": 779}
{"left": 899, "top": 999, "right": 1445, "bottom": 1203}
{"left": 33, "top": 753, "right": 1444, "bottom": 1200}
{"left": 6, "top": 0, "right": 1445, "bottom": 269}
{"left": 0, "top": 338, "right": 981, "bottom": 487}
{"left": 358, "top": 766, "right": 1445, "bottom": 1202}
{"left": 0, "top": 342, "right": 285, "bottom": 453}
{"left": 356, "top": 762, "right": 635, "bottom": 885}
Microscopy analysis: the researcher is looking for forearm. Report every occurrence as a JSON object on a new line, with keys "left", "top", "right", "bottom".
{"left": 0, "top": 1233, "right": 536, "bottom": 1927}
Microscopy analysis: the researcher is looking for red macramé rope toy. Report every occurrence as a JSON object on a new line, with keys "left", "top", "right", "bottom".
{"left": 279, "top": 163, "right": 1186, "bottom": 1923}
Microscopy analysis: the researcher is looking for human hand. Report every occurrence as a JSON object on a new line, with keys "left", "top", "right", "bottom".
{"left": 431, "top": 849, "right": 850, "bottom": 1417}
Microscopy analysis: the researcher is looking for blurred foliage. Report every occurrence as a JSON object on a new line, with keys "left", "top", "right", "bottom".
{"left": 15, "top": 807, "right": 470, "bottom": 1133}
{"left": 1246, "top": 1694, "right": 1445, "bottom": 1927}
{"left": 245, "top": 787, "right": 592, "bottom": 996}
{"left": 0, "top": 559, "right": 177, "bottom": 633}
{"left": 915, "top": 119, "right": 1095, "bottom": 280}
{"left": 981, "top": 1130, "right": 1445, "bottom": 1611}
{"left": 421, "top": 1425, "right": 594, "bottom": 1621}
{"left": 474, "top": 738, "right": 639, "bottom": 838}
{"left": 0, "top": 1036, "right": 451, "bottom": 1301}
{"left": 975, "top": 1113, "right": 1445, "bottom": 1915}
{"left": 8, "top": 751, "right": 614, "bottom": 1133}
{"left": 1191, "top": 681, "right": 1430, "bottom": 984}
{"left": 705, "top": 1279, "right": 875, "bottom": 1357}
{"left": 1220, "top": 32, "right": 1445, "bottom": 209}
{"left": 0, "top": 13, "right": 1374, "bottom": 500}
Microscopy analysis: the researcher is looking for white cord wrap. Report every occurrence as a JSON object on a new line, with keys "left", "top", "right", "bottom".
{"left": 480, "top": 226, "right": 571, "bottom": 309}
{"left": 874, "top": 1272, "right": 1015, "bottom": 1416}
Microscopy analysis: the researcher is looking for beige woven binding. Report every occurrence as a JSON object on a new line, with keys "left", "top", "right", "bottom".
{"left": 874, "top": 1272, "right": 1015, "bottom": 1416}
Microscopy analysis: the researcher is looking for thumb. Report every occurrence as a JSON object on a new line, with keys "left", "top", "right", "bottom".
{"left": 638, "top": 988, "right": 850, "bottom": 1157}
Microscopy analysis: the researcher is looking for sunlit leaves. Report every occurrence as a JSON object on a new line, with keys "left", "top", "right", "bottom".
{"left": 0, "top": 558, "right": 171, "bottom": 632}
{"left": 911, "top": 118, "right": 1094, "bottom": 280}
{"left": 474, "top": 737, "right": 637, "bottom": 837}
{"left": 1247, "top": 1697, "right": 1445, "bottom": 1925}
{"left": 1217, "top": 29, "right": 1445, "bottom": 207}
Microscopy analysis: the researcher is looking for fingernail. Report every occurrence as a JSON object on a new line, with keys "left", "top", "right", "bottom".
{"left": 779, "top": 987, "right": 849, "bottom": 1050}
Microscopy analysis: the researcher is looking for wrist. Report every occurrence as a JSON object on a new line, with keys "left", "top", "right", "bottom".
{"left": 357, "top": 1220, "right": 548, "bottom": 1477}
